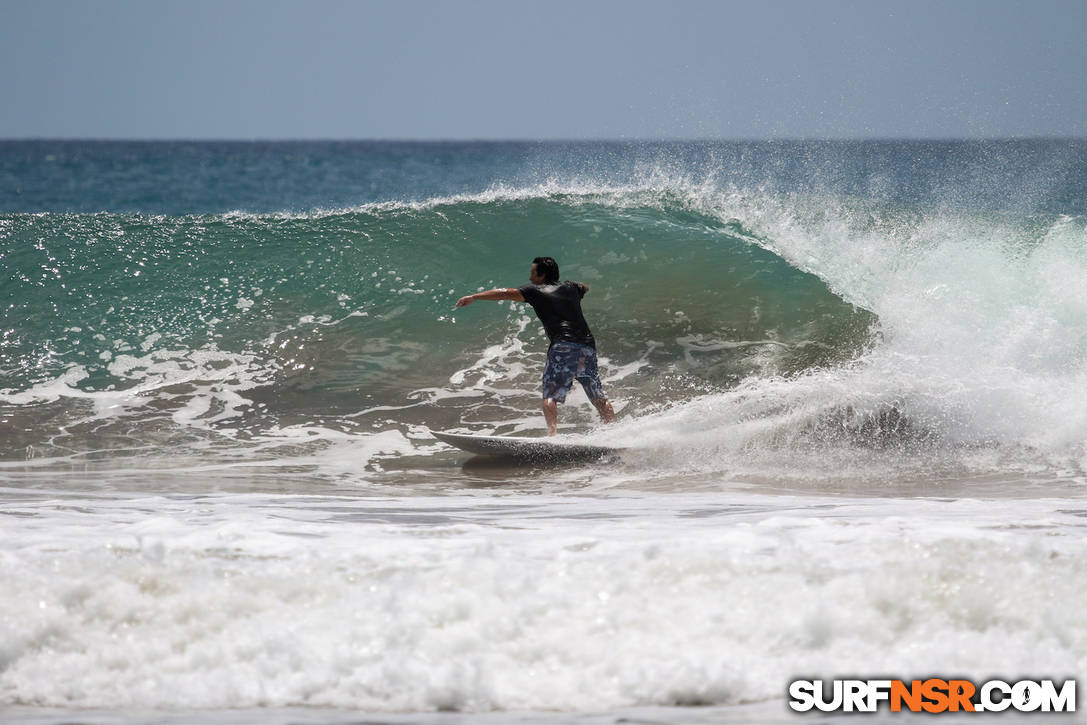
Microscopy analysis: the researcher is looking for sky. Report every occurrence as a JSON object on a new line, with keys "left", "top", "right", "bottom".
{"left": 2, "top": 0, "right": 1085, "bottom": 140}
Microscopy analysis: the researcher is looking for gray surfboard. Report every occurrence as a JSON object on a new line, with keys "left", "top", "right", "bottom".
{"left": 431, "top": 430, "right": 620, "bottom": 463}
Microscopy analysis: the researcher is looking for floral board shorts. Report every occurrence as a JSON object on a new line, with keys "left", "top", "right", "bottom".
{"left": 542, "top": 341, "right": 606, "bottom": 403}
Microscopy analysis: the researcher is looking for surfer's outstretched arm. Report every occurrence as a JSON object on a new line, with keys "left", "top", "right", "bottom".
{"left": 455, "top": 288, "right": 525, "bottom": 307}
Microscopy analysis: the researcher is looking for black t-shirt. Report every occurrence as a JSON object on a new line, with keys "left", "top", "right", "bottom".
{"left": 518, "top": 281, "right": 596, "bottom": 349}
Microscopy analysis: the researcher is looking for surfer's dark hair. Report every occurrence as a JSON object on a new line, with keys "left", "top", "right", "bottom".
{"left": 532, "top": 256, "right": 560, "bottom": 283}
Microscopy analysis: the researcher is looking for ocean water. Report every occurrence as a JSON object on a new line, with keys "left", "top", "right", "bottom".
{"left": 2, "top": 140, "right": 1087, "bottom": 723}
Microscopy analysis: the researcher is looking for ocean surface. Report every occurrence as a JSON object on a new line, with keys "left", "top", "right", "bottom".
{"left": 2, "top": 140, "right": 1087, "bottom": 724}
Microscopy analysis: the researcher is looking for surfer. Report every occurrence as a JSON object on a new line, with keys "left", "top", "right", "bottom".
{"left": 455, "top": 256, "right": 617, "bottom": 435}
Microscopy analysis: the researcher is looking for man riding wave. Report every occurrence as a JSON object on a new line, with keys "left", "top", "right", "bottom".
{"left": 455, "top": 256, "right": 617, "bottom": 435}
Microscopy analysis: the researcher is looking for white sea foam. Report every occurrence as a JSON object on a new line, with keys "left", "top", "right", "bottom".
{"left": 0, "top": 346, "right": 273, "bottom": 438}
{"left": 1, "top": 492, "right": 1084, "bottom": 710}
{"left": 726, "top": 200, "right": 1087, "bottom": 465}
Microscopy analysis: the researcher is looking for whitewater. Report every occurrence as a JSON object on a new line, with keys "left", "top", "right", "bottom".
{"left": 2, "top": 140, "right": 1086, "bottom": 724}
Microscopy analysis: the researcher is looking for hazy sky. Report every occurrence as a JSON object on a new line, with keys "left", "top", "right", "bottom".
{"left": 3, "top": 0, "right": 1085, "bottom": 139}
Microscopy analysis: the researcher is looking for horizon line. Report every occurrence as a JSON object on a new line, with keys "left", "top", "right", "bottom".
{"left": 2, "top": 135, "right": 1086, "bottom": 144}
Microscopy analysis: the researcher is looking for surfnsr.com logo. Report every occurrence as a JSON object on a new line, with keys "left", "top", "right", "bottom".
{"left": 788, "top": 679, "right": 1076, "bottom": 713}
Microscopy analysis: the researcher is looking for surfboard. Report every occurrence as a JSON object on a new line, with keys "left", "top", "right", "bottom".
{"left": 431, "top": 430, "right": 620, "bottom": 463}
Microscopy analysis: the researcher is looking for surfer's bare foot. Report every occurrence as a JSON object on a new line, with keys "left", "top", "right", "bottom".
{"left": 542, "top": 398, "right": 558, "bottom": 435}
{"left": 593, "top": 398, "right": 616, "bottom": 424}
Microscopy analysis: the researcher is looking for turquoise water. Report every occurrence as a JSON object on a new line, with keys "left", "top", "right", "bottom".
{"left": 2, "top": 192, "right": 871, "bottom": 403}
{"left": 3, "top": 141, "right": 1087, "bottom": 721}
